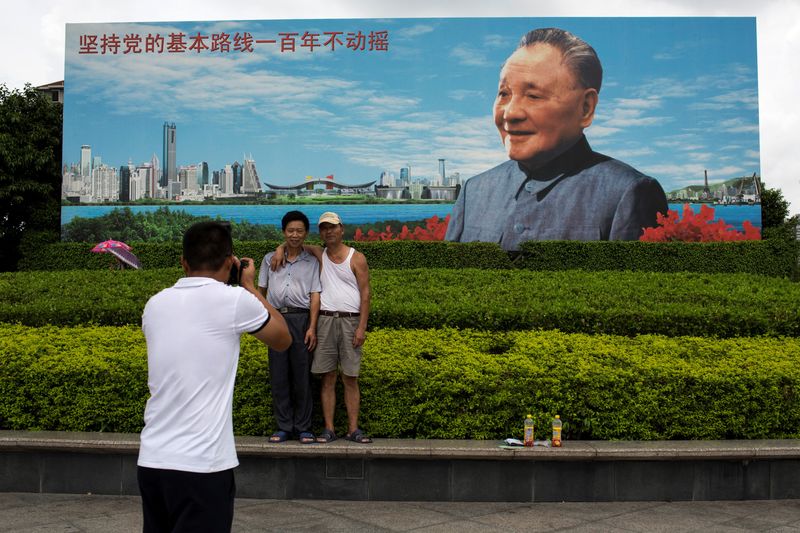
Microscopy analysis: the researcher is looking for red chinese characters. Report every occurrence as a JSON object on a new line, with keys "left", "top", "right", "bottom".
{"left": 211, "top": 33, "right": 231, "bottom": 52}
{"left": 233, "top": 32, "right": 254, "bottom": 52}
{"left": 79, "top": 35, "right": 98, "bottom": 54}
{"left": 189, "top": 33, "right": 210, "bottom": 53}
{"left": 77, "top": 30, "right": 389, "bottom": 54}
{"left": 123, "top": 34, "right": 142, "bottom": 54}
{"left": 145, "top": 34, "right": 164, "bottom": 53}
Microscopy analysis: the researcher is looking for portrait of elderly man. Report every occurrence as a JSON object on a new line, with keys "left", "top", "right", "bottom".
{"left": 445, "top": 27, "right": 668, "bottom": 251}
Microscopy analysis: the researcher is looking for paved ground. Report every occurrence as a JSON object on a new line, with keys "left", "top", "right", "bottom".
{"left": 3, "top": 493, "right": 800, "bottom": 532}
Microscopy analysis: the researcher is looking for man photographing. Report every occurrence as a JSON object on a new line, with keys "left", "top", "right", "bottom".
{"left": 138, "top": 221, "right": 290, "bottom": 533}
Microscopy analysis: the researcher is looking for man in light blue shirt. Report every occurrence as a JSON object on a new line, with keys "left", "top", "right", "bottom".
{"left": 445, "top": 27, "right": 668, "bottom": 251}
{"left": 258, "top": 210, "right": 321, "bottom": 444}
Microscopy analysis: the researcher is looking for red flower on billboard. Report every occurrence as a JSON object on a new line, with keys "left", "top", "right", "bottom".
{"left": 354, "top": 215, "right": 450, "bottom": 241}
{"left": 639, "top": 204, "right": 760, "bottom": 242}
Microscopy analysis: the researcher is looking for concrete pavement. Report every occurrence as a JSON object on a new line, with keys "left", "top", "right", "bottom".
{"left": 3, "top": 492, "right": 800, "bottom": 532}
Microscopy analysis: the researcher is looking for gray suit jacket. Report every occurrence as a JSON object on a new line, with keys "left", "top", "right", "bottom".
{"left": 445, "top": 136, "right": 668, "bottom": 251}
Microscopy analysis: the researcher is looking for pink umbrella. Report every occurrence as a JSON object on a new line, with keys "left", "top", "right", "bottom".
{"left": 91, "top": 240, "right": 141, "bottom": 269}
{"left": 91, "top": 239, "right": 132, "bottom": 253}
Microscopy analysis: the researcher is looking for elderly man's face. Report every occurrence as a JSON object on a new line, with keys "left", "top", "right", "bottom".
{"left": 494, "top": 44, "right": 597, "bottom": 170}
{"left": 319, "top": 222, "right": 344, "bottom": 246}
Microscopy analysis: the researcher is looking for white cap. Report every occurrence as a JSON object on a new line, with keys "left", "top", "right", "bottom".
{"left": 318, "top": 211, "right": 342, "bottom": 225}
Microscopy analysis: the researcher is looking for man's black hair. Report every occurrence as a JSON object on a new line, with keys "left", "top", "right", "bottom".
{"left": 281, "top": 210, "right": 310, "bottom": 231}
{"left": 182, "top": 221, "right": 233, "bottom": 271}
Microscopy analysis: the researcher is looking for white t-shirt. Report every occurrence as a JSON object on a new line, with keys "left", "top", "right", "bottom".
{"left": 138, "top": 277, "right": 269, "bottom": 473}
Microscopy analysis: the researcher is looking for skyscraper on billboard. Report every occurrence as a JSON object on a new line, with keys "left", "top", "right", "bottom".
{"left": 242, "top": 156, "right": 261, "bottom": 194}
{"left": 80, "top": 145, "right": 91, "bottom": 179}
{"left": 223, "top": 164, "right": 233, "bottom": 194}
{"left": 161, "top": 122, "right": 176, "bottom": 188}
{"left": 200, "top": 161, "right": 209, "bottom": 187}
{"left": 119, "top": 163, "right": 131, "bottom": 202}
{"left": 149, "top": 153, "right": 160, "bottom": 198}
{"left": 231, "top": 161, "right": 242, "bottom": 194}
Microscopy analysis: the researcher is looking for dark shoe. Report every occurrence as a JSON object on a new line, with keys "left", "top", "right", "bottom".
{"left": 345, "top": 429, "right": 372, "bottom": 444}
{"left": 316, "top": 429, "right": 337, "bottom": 443}
{"left": 268, "top": 430, "right": 291, "bottom": 443}
{"left": 298, "top": 431, "right": 315, "bottom": 444}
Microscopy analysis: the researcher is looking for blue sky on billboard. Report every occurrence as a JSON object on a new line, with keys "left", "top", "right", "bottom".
{"left": 62, "top": 17, "right": 759, "bottom": 193}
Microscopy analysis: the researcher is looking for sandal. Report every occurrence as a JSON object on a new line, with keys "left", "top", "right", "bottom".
{"left": 298, "top": 431, "right": 315, "bottom": 444}
{"left": 345, "top": 429, "right": 372, "bottom": 444}
{"left": 316, "top": 428, "right": 337, "bottom": 443}
{"left": 268, "top": 430, "right": 291, "bottom": 443}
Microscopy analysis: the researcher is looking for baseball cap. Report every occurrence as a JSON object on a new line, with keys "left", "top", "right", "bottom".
{"left": 318, "top": 212, "right": 342, "bottom": 225}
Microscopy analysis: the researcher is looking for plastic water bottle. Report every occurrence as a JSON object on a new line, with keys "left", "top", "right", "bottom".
{"left": 524, "top": 414, "right": 534, "bottom": 447}
{"left": 552, "top": 415, "right": 562, "bottom": 447}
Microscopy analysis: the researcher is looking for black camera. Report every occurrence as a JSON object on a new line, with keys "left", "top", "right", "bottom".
{"left": 227, "top": 258, "right": 249, "bottom": 285}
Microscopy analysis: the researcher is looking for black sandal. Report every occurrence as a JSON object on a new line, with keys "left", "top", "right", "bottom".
{"left": 345, "top": 429, "right": 372, "bottom": 444}
{"left": 316, "top": 429, "right": 337, "bottom": 443}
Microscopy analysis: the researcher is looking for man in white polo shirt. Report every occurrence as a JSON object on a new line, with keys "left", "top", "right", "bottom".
{"left": 138, "top": 221, "right": 290, "bottom": 533}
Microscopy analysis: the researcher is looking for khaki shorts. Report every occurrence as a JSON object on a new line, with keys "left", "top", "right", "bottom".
{"left": 312, "top": 315, "right": 362, "bottom": 376}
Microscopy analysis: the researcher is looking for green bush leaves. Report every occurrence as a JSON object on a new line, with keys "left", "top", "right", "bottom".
{"left": 3, "top": 324, "right": 799, "bottom": 440}
{"left": 19, "top": 239, "right": 797, "bottom": 277}
{"left": 2, "top": 269, "right": 798, "bottom": 337}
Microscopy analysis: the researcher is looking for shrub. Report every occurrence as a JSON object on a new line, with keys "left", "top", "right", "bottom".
{"left": 17, "top": 240, "right": 513, "bottom": 271}
{"left": 2, "top": 324, "right": 800, "bottom": 440}
{"left": 2, "top": 269, "right": 799, "bottom": 337}
{"left": 517, "top": 239, "right": 798, "bottom": 278}
{"left": 19, "top": 238, "right": 797, "bottom": 277}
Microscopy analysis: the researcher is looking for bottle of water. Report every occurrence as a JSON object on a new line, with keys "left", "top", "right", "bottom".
{"left": 524, "top": 414, "right": 534, "bottom": 447}
{"left": 552, "top": 415, "right": 562, "bottom": 447}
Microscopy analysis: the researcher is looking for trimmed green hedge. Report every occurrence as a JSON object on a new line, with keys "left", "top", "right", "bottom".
{"left": 17, "top": 240, "right": 513, "bottom": 271}
{"left": 2, "top": 269, "right": 799, "bottom": 337}
{"left": 2, "top": 324, "right": 799, "bottom": 440}
{"left": 17, "top": 239, "right": 797, "bottom": 277}
{"left": 518, "top": 239, "right": 799, "bottom": 278}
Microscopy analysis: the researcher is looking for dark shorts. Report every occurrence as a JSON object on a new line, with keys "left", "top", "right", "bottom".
{"left": 137, "top": 466, "right": 235, "bottom": 533}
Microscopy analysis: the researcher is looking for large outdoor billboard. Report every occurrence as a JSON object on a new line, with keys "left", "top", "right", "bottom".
{"left": 61, "top": 18, "right": 761, "bottom": 247}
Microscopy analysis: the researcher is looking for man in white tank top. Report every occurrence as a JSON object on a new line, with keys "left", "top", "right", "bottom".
{"left": 313, "top": 212, "right": 372, "bottom": 444}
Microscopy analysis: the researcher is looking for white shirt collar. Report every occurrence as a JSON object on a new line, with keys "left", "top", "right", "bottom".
{"left": 174, "top": 277, "right": 222, "bottom": 288}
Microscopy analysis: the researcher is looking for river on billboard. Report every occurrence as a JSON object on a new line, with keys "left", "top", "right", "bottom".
{"left": 61, "top": 17, "right": 761, "bottom": 248}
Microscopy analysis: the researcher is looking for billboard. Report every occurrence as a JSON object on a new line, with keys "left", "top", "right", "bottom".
{"left": 61, "top": 18, "right": 761, "bottom": 247}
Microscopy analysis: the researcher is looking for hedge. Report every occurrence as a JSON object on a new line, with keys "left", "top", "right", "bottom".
{"left": 2, "top": 324, "right": 799, "bottom": 440}
{"left": 518, "top": 239, "right": 799, "bottom": 278}
{"left": 16, "top": 240, "right": 513, "bottom": 271}
{"left": 2, "top": 269, "right": 799, "bottom": 337}
{"left": 17, "top": 239, "right": 798, "bottom": 277}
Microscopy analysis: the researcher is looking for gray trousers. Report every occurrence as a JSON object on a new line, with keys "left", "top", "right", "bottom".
{"left": 268, "top": 312, "right": 313, "bottom": 435}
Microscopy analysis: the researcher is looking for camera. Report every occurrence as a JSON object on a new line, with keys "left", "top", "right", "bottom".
{"left": 227, "top": 258, "right": 249, "bottom": 285}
